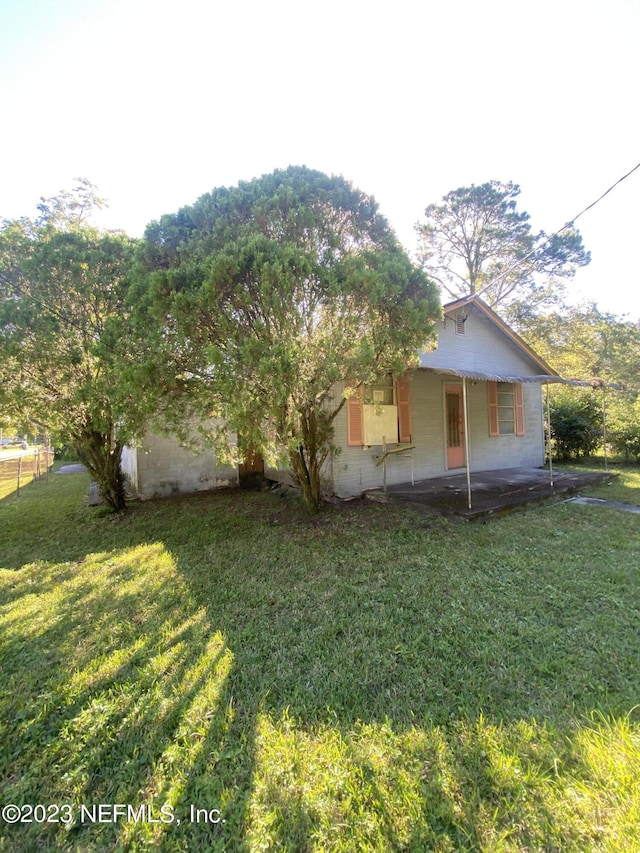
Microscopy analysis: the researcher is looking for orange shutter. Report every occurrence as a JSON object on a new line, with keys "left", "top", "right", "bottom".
{"left": 515, "top": 383, "right": 525, "bottom": 435}
{"left": 488, "top": 381, "right": 499, "bottom": 436}
{"left": 346, "top": 384, "right": 364, "bottom": 446}
{"left": 396, "top": 377, "right": 412, "bottom": 443}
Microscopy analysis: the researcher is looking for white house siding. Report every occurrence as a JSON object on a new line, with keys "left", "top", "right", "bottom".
{"left": 419, "top": 309, "right": 541, "bottom": 374}
{"left": 330, "top": 309, "right": 546, "bottom": 498}
{"left": 120, "top": 445, "right": 138, "bottom": 492}
{"left": 419, "top": 308, "right": 546, "bottom": 472}
{"left": 331, "top": 371, "right": 443, "bottom": 497}
{"left": 124, "top": 430, "right": 238, "bottom": 499}
{"left": 457, "top": 378, "right": 545, "bottom": 472}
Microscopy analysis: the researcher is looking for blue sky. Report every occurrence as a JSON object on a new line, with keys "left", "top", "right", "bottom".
{"left": 1, "top": 0, "right": 639, "bottom": 318}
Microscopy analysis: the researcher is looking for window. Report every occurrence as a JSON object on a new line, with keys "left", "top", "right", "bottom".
{"left": 488, "top": 382, "right": 524, "bottom": 436}
{"left": 347, "top": 376, "right": 412, "bottom": 446}
{"left": 364, "top": 375, "right": 394, "bottom": 406}
{"left": 496, "top": 383, "right": 515, "bottom": 434}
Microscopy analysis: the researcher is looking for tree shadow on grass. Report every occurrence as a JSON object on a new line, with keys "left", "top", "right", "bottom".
{"left": 1, "top": 474, "right": 639, "bottom": 849}
{"left": 241, "top": 709, "right": 637, "bottom": 851}
{"left": 0, "top": 544, "right": 258, "bottom": 851}
{"left": 169, "top": 494, "right": 640, "bottom": 850}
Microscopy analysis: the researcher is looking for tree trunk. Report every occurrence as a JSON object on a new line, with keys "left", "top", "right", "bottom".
{"left": 288, "top": 406, "right": 328, "bottom": 511}
{"left": 289, "top": 445, "right": 323, "bottom": 511}
{"left": 74, "top": 424, "right": 127, "bottom": 512}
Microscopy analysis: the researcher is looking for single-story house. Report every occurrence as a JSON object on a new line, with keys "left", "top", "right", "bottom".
{"left": 121, "top": 296, "right": 562, "bottom": 500}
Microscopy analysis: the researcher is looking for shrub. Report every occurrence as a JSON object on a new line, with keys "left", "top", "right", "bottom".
{"left": 550, "top": 394, "right": 601, "bottom": 460}
{"left": 610, "top": 423, "right": 640, "bottom": 462}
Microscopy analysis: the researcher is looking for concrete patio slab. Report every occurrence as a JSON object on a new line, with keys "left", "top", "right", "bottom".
{"left": 365, "top": 467, "right": 616, "bottom": 520}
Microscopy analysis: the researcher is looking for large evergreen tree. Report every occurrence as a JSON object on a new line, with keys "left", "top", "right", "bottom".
{"left": 133, "top": 166, "right": 441, "bottom": 509}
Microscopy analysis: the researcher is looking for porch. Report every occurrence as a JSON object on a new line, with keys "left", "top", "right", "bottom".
{"left": 365, "top": 467, "right": 615, "bottom": 520}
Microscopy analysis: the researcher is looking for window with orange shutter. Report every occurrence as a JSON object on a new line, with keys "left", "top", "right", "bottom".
{"left": 488, "top": 381, "right": 524, "bottom": 436}
{"left": 346, "top": 376, "right": 412, "bottom": 446}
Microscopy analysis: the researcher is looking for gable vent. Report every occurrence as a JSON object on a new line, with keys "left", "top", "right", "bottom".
{"left": 455, "top": 314, "right": 467, "bottom": 335}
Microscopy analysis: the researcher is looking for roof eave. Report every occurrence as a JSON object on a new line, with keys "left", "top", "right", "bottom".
{"left": 442, "top": 294, "right": 559, "bottom": 378}
{"left": 417, "top": 365, "right": 624, "bottom": 388}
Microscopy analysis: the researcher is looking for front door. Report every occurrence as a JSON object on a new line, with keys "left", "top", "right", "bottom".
{"left": 445, "top": 384, "right": 465, "bottom": 469}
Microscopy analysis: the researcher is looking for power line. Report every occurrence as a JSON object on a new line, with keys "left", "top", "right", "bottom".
{"left": 567, "top": 160, "right": 640, "bottom": 227}
{"left": 474, "top": 160, "right": 640, "bottom": 302}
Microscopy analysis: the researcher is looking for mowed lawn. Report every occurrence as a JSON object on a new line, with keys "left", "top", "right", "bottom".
{"left": 0, "top": 468, "right": 638, "bottom": 852}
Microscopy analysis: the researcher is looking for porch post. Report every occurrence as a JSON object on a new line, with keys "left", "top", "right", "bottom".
{"left": 462, "top": 377, "right": 472, "bottom": 509}
{"left": 602, "top": 385, "right": 608, "bottom": 473}
{"left": 546, "top": 383, "right": 554, "bottom": 487}
{"left": 382, "top": 437, "right": 387, "bottom": 493}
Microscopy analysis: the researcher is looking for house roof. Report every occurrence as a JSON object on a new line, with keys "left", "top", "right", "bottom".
{"left": 418, "top": 295, "right": 624, "bottom": 388}
{"left": 441, "top": 295, "right": 558, "bottom": 378}
{"left": 418, "top": 365, "right": 615, "bottom": 388}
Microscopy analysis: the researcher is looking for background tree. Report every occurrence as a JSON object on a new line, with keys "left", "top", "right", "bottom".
{"left": 519, "top": 303, "right": 640, "bottom": 460}
{"left": 416, "top": 181, "right": 590, "bottom": 317}
{"left": 0, "top": 181, "right": 137, "bottom": 511}
{"left": 517, "top": 302, "right": 640, "bottom": 387}
{"left": 609, "top": 397, "right": 640, "bottom": 462}
{"left": 133, "top": 166, "right": 440, "bottom": 509}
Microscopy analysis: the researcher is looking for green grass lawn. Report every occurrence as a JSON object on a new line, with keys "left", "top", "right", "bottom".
{"left": 581, "top": 465, "right": 640, "bottom": 505}
{"left": 0, "top": 468, "right": 638, "bottom": 851}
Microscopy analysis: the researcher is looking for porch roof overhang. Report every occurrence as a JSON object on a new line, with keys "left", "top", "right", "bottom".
{"left": 417, "top": 366, "right": 625, "bottom": 390}
{"left": 415, "top": 365, "right": 623, "bottom": 511}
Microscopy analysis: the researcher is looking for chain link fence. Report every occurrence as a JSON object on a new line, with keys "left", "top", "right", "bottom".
{"left": 0, "top": 448, "right": 55, "bottom": 499}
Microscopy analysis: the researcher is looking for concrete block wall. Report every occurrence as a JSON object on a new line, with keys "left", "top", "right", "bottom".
{"left": 123, "top": 430, "right": 238, "bottom": 499}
